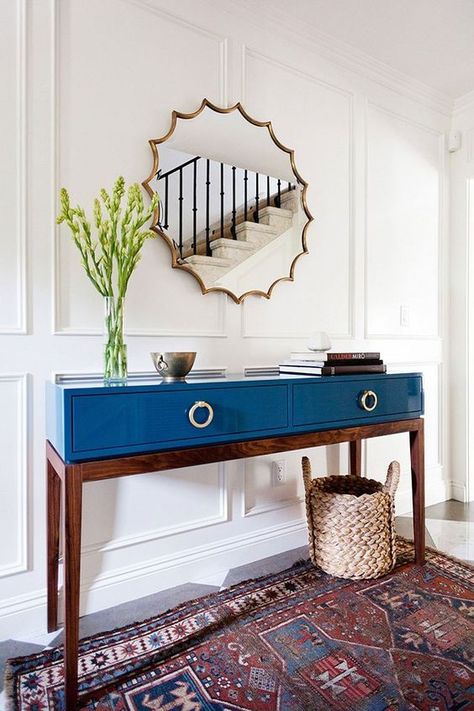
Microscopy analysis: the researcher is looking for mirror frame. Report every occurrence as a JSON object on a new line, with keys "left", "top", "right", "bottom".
{"left": 142, "top": 98, "right": 313, "bottom": 304}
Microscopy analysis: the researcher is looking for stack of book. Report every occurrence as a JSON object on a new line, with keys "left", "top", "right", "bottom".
{"left": 279, "top": 351, "right": 386, "bottom": 376}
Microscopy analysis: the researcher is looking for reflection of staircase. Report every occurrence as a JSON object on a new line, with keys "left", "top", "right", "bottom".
{"left": 184, "top": 189, "right": 299, "bottom": 284}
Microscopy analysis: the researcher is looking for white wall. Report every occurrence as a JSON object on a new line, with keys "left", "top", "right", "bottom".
{"left": 0, "top": 0, "right": 451, "bottom": 637}
{"left": 449, "top": 93, "right": 474, "bottom": 503}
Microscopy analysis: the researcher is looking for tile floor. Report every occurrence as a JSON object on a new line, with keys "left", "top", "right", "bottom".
{"left": 0, "top": 500, "right": 472, "bottom": 709}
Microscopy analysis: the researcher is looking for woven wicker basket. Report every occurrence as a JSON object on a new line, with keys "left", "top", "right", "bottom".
{"left": 302, "top": 458, "right": 400, "bottom": 580}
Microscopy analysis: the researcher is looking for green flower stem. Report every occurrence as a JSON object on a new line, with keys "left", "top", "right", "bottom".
{"left": 104, "top": 298, "right": 127, "bottom": 381}
{"left": 57, "top": 177, "right": 159, "bottom": 382}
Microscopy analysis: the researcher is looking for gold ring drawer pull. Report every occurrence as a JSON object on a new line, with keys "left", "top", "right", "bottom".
{"left": 359, "top": 390, "right": 378, "bottom": 412}
{"left": 188, "top": 401, "right": 214, "bottom": 429}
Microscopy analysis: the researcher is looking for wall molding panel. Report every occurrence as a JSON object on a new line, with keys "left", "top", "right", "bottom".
{"left": 240, "top": 452, "right": 304, "bottom": 519}
{"left": 365, "top": 102, "right": 444, "bottom": 340}
{"left": 241, "top": 46, "right": 356, "bottom": 106}
{"left": 52, "top": 298, "right": 227, "bottom": 339}
{"left": 0, "top": 0, "right": 27, "bottom": 334}
{"left": 82, "top": 464, "right": 229, "bottom": 556}
{"left": 240, "top": 46, "right": 355, "bottom": 339}
{"left": 0, "top": 374, "right": 28, "bottom": 578}
{"left": 366, "top": 100, "right": 446, "bottom": 137}
{"left": 466, "top": 177, "right": 474, "bottom": 502}
{"left": 51, "top": 0, "right": 229, "bottom": 337}
{"left": 242, "top": 496, "right": 304, "bottom": 519}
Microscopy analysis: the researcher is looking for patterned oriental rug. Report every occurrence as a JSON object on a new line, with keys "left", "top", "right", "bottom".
{"left": 5, "top": 540, "right": 474, "bottom": 710}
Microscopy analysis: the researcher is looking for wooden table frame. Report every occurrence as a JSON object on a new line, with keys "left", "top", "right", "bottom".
{"left": 46, "top": 416, "right": 424, "bottom": 709}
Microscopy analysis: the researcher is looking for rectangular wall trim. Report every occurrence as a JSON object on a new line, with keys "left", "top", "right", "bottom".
{"left": 0, "top": 0, "right": 27, "bottom": 334}
{"left": 51, "top": 0, "right": 229, "bottom": 337}
{"left": 0, "top": 374, "right": 28, "bottom": 578}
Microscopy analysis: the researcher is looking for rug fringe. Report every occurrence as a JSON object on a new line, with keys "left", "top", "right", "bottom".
{"left": 290, "top": 558, "right": 310, "bottom": 570}
{"left": 3, "top": 660, "right": 16, "bottom": 711}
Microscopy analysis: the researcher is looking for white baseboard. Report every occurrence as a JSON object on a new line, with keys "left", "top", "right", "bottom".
{"left": 450, "top": 481, "right": 468, "bottom": 502}
{"left": 0, "top": 519, "right": 308, "bottom": 639}
{"left": 0, "top": 588, "right": 48, "bottom": 640}
{"left": 396, "top": 466, "right": 450, "bottom": 515}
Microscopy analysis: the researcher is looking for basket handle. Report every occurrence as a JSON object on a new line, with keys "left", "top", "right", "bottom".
{"left": 302, "top": 456, "right": 312, "bottom": 493}
{"left": 383, "top": 460, "right": 400, "bottom": 497}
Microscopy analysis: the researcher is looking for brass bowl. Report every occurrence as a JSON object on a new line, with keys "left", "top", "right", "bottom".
{"left": 150, "top": 351, "right": 196, "bottom": 382}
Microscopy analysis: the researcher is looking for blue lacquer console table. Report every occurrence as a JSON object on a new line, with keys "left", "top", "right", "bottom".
{"left": 46, "top": 372, "right": 425, "bottom": 708}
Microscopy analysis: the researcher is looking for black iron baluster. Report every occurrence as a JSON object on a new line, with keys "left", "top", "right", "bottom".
{"left": 158, "top": 155, "right": 201, "bottom": 179}
{"left": 232, "top": 166, "right": 236, "bottom": 238}
{"left": 266, "top": 175, "right": 270, "bottom": 206}
{"left": 276, "top": 178, "right": 281, "bottom": 207}
{"left": 255, "top": 173, "right": 259, "bottom": 223}
{"left": 178, "top": 167, "right": 183, "bottom": 258}
{"left": 244, "top": 170, "right": 248, "bottom": 221}
{"left": 205, "top": 159, "right": 211, "bottom": 256}
{"left": 220, "top": 162, "right": 224, "bottom": 239}
{"left": 287, "top": 181, "right": 292, "bottom": 193}
{"left": 192, "top": 160, "right": 197, "bottom": 254}
{"left": 164, "top": 175, "right": 169, "bottom": 229}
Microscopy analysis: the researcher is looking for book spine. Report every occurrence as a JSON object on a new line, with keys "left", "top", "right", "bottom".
{"left": 326, "top": 352, "right": 380, "bottom": 361}
{"left": 322, "top": 358, "right": 383, "bottom": 366}
{"left": 320, "top": 364, "right": 386, "bottom": 375}
{"left": 279, "top": 368, "right": 323, "bottom": 375}
{"left": 280, "top": 360, "right": 326, "bottom": 367}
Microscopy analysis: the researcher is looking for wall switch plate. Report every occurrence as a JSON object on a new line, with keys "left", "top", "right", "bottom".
{"left": 400, "top": 305, "right": 410, "bottom": 327}
{"left": 272, "top": 459, "right": 286, "bottom": 485}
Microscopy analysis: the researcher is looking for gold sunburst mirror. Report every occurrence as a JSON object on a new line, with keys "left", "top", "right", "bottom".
{"left": 142, "top": 99, "right": 313, "bottom": 304}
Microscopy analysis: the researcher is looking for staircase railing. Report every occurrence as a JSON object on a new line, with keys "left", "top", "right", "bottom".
{"left": 156, "top": 157, "right": 295, "bottom": 259}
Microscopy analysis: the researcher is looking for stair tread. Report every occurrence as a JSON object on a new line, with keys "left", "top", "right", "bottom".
{"left": 234, "top": 221, "right": 279, "bottom": 235}
{"left": 259, "top": 205, "right": 293, "bottom": 218}
{"left": 210, "top": 238, "right": 255, "bottom": 251}
{"left": 185, "top": 255, "right": 233, "bottom": 267}
{"left": 279, "top": 190, "right": 298, "bottom": 204}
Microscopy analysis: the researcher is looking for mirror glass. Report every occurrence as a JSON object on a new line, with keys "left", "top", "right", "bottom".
{"left": 143, "top": 101, "right": 312, "bottom": 303}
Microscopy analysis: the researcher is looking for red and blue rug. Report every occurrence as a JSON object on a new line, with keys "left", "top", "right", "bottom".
{"left": 5, "top": 540, "right": 474, "bottom": 710}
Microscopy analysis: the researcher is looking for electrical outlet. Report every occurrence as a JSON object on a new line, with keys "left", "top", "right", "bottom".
{"left": 272, "top": 459, "right": 286, "bottom": 485}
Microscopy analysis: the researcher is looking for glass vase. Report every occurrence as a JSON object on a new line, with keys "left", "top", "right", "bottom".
{"left": 103, "top": 296, "right": 127, "bottom": 383}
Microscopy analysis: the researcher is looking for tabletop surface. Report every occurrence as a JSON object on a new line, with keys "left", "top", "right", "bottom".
{"left": 50, "top": 371, "right": 422, "bottom": 393}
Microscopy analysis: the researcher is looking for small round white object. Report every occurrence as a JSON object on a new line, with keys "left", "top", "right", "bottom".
{"left": 307, "top": 331, "right": 332, "bottom": 352}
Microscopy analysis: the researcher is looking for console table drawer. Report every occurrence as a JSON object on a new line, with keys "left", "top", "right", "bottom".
{"left": 70, "top": 383, "right": 288, "bottom": 456}
{"left": 293, "top": 375, "right": 422, "bottom": 428}
{"left": 46, "top": 373, "right": 423, "bottom": 462}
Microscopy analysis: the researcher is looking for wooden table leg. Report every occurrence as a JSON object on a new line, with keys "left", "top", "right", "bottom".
{"left": 47, "top": 459, "right": 61, "bottom": 632}
{"left": 410, "top": 420, "right": 425, "bottom": 564}
{"left": 63, "top": 464, "right": 83, "bottom": 709}
{"left": 349, "top": 440, "right": 362, "bottom": 476}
